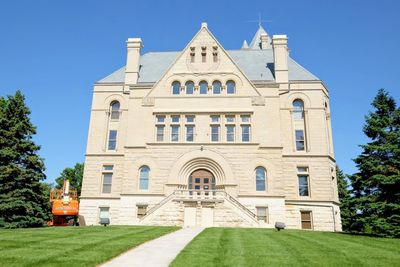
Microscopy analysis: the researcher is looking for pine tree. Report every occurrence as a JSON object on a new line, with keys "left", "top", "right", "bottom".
{"left": 336, "top": 166, "right": 356, "bottom": 232}
{"left": 349, "top": 89, "right": 400, "bottom": 237}
{"left": 0, "top": 91, "right": 50, "bottom": 228}
{"left": 55, "top": 163, "right": 84, "bottom": 197}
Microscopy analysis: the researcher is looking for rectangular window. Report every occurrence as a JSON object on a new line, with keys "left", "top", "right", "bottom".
{"left": 256, "top": 207, "right": 268, "bottom": 223}
{"left": 226, "top": 125, "right": 235, "bottom": 142}
{"left": 186, "top": 125, "right": 194, "bottom": 142}
{"left": 171, "top": 126, "right": 180, "bottom": 142}
{"left": 156, "top": 126, "right": 164, "bottom": 141}
{"left": 241, "top": 125, "right": 250, "bottom": 142}
{"left": 137, "top": 205, "right": 147, "bottom": 219}
{"left": 241, "top": 115, "right": 250, "bottom": 123}
{"left": 225, "top": 115, "right": 235, "bottom": 123}
{"left": 301, "top": 211, "right": 313, "bottom": 229}
{"left": 99, "top": 207, "right": 110, "bottom": 219}
{"left": 156, "top": 115, "right": 165, "bottom": 123}
{"left": 186, "top": 115, "right": 195, "bottom": 123}
{"left": 171, "top": 115, "right": 180, "bottom": 123}
{"left": 108, "top": 130, "right": 117, "bottom": 150}
{"left": 210, "top": 115, "right": 220, "bottom": 123}
{"left": 295, "top": 130, "right": 305, "bottom": 151}
{"left": 102, "top": 165, "right": 113, "bottom": 194}
{"left": 211, "top": 126, "right": 219, "bottom": 142}
{"left": 298, "top": 167, "right": 310, "bottom": 196}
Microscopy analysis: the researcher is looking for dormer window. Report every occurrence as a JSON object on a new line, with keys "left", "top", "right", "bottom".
{"left": 190, "top": 47, "right": 195, "bottom": 63}
{"left": 212, "top": 46, "right": 218, "bottom": 63}
{"left": 201, "top": 46, "right": 207, "bottom": 62}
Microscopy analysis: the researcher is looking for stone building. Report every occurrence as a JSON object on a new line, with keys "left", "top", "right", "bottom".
{"left": 80, "top": 22, "right": 341, "bottom": 231}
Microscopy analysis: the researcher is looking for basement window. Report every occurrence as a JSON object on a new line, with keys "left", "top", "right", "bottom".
{"left": 256, "top": 206, "right": 268, "bottom": 223}
{"left": 137, "top": 204, "right": 148, "bottom": 219}
{"left": 300, "top": 210, "right": 313, "bottom": 229}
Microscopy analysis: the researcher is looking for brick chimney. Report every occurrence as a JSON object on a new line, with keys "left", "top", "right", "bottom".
{"left": 125, "top": 38, "right": 143, "bottom": 85}
{"left": 272, "top": 35, "right": 289, "bottom": 83}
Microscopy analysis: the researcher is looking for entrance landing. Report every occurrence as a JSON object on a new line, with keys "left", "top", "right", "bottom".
{"left": 100, "top": 227, "right": 204, "bottom": 267}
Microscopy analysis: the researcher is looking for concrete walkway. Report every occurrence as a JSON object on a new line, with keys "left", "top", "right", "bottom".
{"left": 101, "top": 227, "right": 204, "bottom": 267}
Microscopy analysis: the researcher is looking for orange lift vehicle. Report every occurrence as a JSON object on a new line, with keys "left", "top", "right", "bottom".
{"left": 49, "top": 180, "right": 79, "bottom": 226}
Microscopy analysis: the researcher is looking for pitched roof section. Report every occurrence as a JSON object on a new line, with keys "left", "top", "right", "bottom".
{"left": 249, "top": 25, "right": 271, "bottom": 50}
{"left": 97, "top": 49, "right": 319, "bottom": 84}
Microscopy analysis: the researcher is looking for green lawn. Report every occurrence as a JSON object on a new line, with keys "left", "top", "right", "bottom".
{"left": 0, "top": 225, "right": 178, "bottom": 267}
{"left": 171, "top": 228, "right": 400, "bottom": 267}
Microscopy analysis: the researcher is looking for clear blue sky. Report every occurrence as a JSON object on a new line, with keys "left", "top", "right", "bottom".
{"left": 0, "top": 0, "right": 399, "bottom": 183}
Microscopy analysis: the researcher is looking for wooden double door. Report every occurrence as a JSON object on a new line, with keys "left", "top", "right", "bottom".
{"left": 189, "top": 169, "right": 215, "bottom": 192}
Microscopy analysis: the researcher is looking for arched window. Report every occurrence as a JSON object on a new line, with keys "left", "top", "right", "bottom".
{"left": 199, "top": 81, "right": 208, "bottom": 94}
{"left": 255, "top": 167, "right": 266, "bottom": 191}
{"left": 110, "top": 101, "right": 120, "bottom": 120}
{"left": 185, "top": 81, "right": 194, "bottom": 95}
{"left": 172, "top": 81, "right": 181, "bottom": 95}
{"left": 226, "top": 80, "right": 235, "bottom": 94}
{"left": 293, "top": 99, "right": 304, "bottom": 120}
{"left": 212, "top": 81, "right": 221, "bottom": 94}
{"left": 139, "top": 166, "right": 150, "bottom": 190}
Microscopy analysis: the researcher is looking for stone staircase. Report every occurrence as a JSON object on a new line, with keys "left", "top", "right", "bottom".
{"left": 140, "top": 190, "right": 259, "bottom": 227}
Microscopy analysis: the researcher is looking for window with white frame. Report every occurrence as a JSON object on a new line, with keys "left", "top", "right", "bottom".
{"left": 298, "top": 167, "right": 310, "bottom": 196}
{"left": 139, "top": 166, "right": 150, "bottom": 190}
{"left": 110, "top": 101, "right": 120, "bottom": 120}
{"left": 102, "top": 165, "right": 113, "bottom": 193}
{"left": 185, "top": 81, "right": 194, "bottom": 95}
{"left": 172, "top": 81, "right": 181, "bottom": 95}
{"left": 256, "top": 206, "right": 268, "bottom": 222}
{"left": 212, "top": 81, "right": 221, "bottom": 94}
{"left": 108, "top": 130, "right": 117, "bottom": 150}
{"left": 295, "top": 130, "right": 305, "bottom": 151}
{"left": 185, "top": 115, "right": 195, "bottom": 142}
{"left": 226, "top": 80, "right": 236, "bottom": 94}
{"left": 255, "top": 167, "right": 266, "bottom": 191}
{"left": 155, "top": 115, "right": 165, "bottom": 142}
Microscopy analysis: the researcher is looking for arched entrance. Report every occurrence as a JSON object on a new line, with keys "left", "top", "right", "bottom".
{"left": 188, "top": 169, "right": 216, "bottom": 192}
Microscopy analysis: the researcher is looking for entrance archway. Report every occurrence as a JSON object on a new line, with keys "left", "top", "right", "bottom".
{"left": 188, "top": 169, "right": 216, "bottom": 192}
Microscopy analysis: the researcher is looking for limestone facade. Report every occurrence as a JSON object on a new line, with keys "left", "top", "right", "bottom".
{"left": 80, "top": 23, "right": 341, "bottom": 231}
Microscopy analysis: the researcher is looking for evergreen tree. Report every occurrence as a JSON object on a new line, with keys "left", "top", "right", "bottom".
{"left": 0, "top": 91, "right": 50, "bottom": 228}
{"left": 349, "top": 89, "right": 400, "bottom": 237}
{"left": 336, "top": 166, "right": 356, "bottom": 232}
{"left": 55, "top": 163, "right": 84, "bottom": 197}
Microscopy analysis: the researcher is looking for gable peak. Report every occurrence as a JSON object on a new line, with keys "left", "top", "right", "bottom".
{"left": 248, "top": 25, "right": 271, "bottom": 50}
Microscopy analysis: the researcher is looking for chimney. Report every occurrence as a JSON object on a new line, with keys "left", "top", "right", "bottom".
{"left": 260, "top": 33, "right": 269, "bottom": 50}
{"left": 125, "top": 38, "right": 143, "bottom": 85}
{"left": 272, "top": 35, "right": 289, "bottom": 83}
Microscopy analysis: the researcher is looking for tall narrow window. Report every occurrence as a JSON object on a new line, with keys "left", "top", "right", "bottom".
{"left": 185, "top": 115, "right": 195, "bottom": 142}
{"left": 300, "top": 211, "right": 313, "bottom": 229}
{"left": 212, "top": 81, "right": 221, "bottom": 94}
{"left": 241, "top": 125, "right": 250, "bottom": 142}
{"left": 108, "top": 130, "right": 117, "bottom": 150}
{"left": 110, "top": 101, "right": 120, "bottom": 120}
{"left": 190, "top": 47, "right": 195, "bottom": 63}
{"left": 201, "top": 46, "right": 206, "bottom": 62}
{"left": 171, "top": 126, "right": 180, "bottom": 142}
{"left": 226, "top": 125, "right": 235, "bottom": 142}
{"left": 212, "top": 46, "right": 218, "bottom": 62}
{"left": 255, "top": 167, "right": 266, "bottom": 191}
{"left": 185, "top": 81, "right": 194, "bottom": 95}
{"left": 226, "top": 80, "right": 235, "bottom": 94}
{"left": 139, "top": 166, "right": 150, "bottom": 190}
{"left": 293, "top": 99, "right": 304, "bottom": 120}
{"left": 186, "top": 126, "right": 194, "bottom": 142}
{"left": 199, "top": 81, "right": 208, "bottom": 94}
{"left": 211, "top": 126, "right": 219, "bottom": 142}
{"left": 172, "top": 81, "right": 181, "bottom": 95}
{"left": 156, "top": 126, "right": 164, "bottom": 141}
{"left": 295, "top": 130, "right": 305, "bottom": 151}
{"left": 102, "top": 165, "right": 113, "bottom": 193}
{"left": 298, "top": 167, "right": 310, "bottom": 196}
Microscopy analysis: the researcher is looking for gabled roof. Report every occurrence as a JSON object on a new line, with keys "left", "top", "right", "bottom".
{"left": 96, "top": 49, "right": 318, "bottom": 84}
